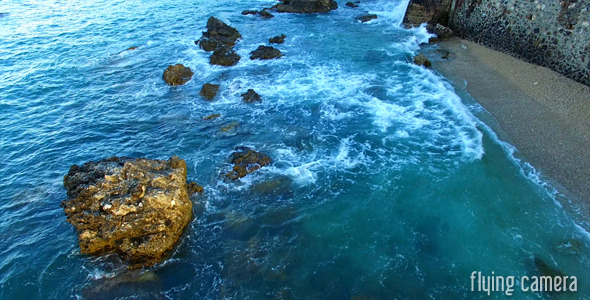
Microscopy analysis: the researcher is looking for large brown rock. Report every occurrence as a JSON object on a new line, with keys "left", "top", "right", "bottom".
{"left": 197, "top": 16, "right": 242, "bottom": 52}
{"left": 250, "top": 45, "right": 283, "bottom": 60}
{"left": 62, "top": 156, "right": 193, "bottom": 268}
{"left": 162, "top": 64, "right": 193, "bottom": 86}
{"left": 200, "top": 83, "right": 220, "bottom": 100}
{"left": 273, "top": 0, "right": 338, "bottom": 13}
{"left": 210, "top": 46, "right": 241, "bottom": 66}
{"left": 413, "top": 53, "right": 432, "bottom": 68}
{"left": 225, "top": 147, "right": 272, "bottom": 180}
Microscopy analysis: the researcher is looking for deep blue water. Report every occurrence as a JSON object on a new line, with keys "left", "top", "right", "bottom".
{"left": 0, "top": 0, "right": 589, "bottom": 299}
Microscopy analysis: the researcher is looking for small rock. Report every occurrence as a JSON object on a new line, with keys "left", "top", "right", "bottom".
{"left": 357, "top": 14, "right": 378, "bottom": 23}
{"left": 260, "top": 9, "right": 275, "bottom": 19}
{"left": 241, "top": 89, "right": 262, "bottom": 103}
{"left": 187, "top": 182, "right": 204, "bottom": 195}
{"left": 200, "top": 83, "right": 220, "bottom": 100}
{"left": 273, "top": 0, "right": 338, "bottom": 13}
{"left": 203, "top": 114, "right": 221, "bottom": 120}
{"left": 346, "top": 2, "right": 359, "bottom": 8}
{"left": 221, "top": 121, "right": 239, "bottom": 132}
{"left": 198, "top": 16, "right": 242, "bottom": 52}
{"left": 127, "top": 46, "right": 138, "bottom": 51}
{"left": 413, "top": 53, "right": 431, "bottom": 68}
{"left": 250, "top": 45, "right": 283, "bottom": 60}
{"left": 225, "top": 147, "right": 272, "bottom": 180}
{"left": 269, "top": 34, "right": 286, "bottom": 44}
{"left": 436, "top": 49, "right": 450, "bottom": 59}
{"left": 241, "top": 10, "right": 259, "bottom": 15}
{"left": 428, "top": 37, "right": 439, "bottom": 44}
{"left": 210, "top": 46, "right": 241, "bottom": 66}
{"left": 162, "top": 64, "right": 193, "bottom": 86}
{"left": 433, "top": 23, "right": 453, "bottom": 40}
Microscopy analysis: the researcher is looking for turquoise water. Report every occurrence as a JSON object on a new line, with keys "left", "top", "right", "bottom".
{"left": 0, "top": 0, "right": 589, "bottom": 299}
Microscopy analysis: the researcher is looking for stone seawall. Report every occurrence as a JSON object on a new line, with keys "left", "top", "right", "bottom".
{"left": 449, "top": 0, "right": 590, "bottom": 85}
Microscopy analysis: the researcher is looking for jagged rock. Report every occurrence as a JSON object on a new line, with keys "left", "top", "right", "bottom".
{"left": 250, "top": 45, "right": 282, "bottom": 60}
{"left": 197, "top": 16, "right": 241, "bottom": 52}
{"left": 225, "top": 147, "right": 272, "bottom": 180}
{"left": 61, "top": 156, "right": 193, "bottom": 268}
{"left": 403, "top": 0, "right": 451, "bottom": 28}
{"left": 187, "top": 182, "right": 204, "bottom": 195}
{"left": 242, "top": 10, "right": 258, "bottom": 15}
{"left": 345, "top": 2, "right": 359, "bottom": 8}
{"left": 200, "top": 83, "right": 220, "bottom": 100}
{"left": 436, "top": 49, "right": 450, "bottom": 59}
{"left": 428, "top": 36, "right": 439, "bottom": 44}
{"left": 203, "top": 114, "right": 221, "bottom": 120}
{"left": 210, "top": 46, "right": 241, "bottom": 66}
{"left": 413, "top": 53, "right": 431, "bottom": 68}
{"left": 269, "top": 34, "right": 286, "bottom": 44}
{"left": 162, "top": 64, "right": 193, "bottom": 86}
{"left": 273, "top": 0, "right": 338, "bottom": 13}
{"left": 357, "top": 14, "right": 378, "bottom": 22}
{"left": 432, "top": 23, "right": 453, "bottom": 39}
{"left": 259, "top": 9, "right": 275, "bottom": 19}
{"left": 241, "top": 89, "right": 262, "bottom": 103}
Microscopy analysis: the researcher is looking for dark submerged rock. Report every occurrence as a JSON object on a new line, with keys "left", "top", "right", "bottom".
{"left": 357, "top": 14, "right": 378, "bottom": 22}
{"left": 162, "top": 64, "right": 193, "bottom": 86}
{"left": 269, "top": 34, "right": 287, "bottom": 44}
{"left": 241, "top": 89, "right": 262, "bottom": 103}
{"left": 250, "top": 45, "right": 283, "bottom": 60}
{"left": 198, "top": 16, "right": 241, "bottom": 52}
{"left": 200, "top": 83, "right": 220, "bottom": 100}
{"left": 273, "top": 0, "right": 338, "bottom": 13}
{"left": 203, "top": 114, "right": 221, "bottom": 120}
{"left": 62, "top": 156, "right": 193, "bottom": 268}
{"left": 259, "top": 9, "right": 275, "bottom": 19}
{"left": 210, "top": 46, "right": 241, "bottom": 66}
{"left": 345, "top": 2, "right": 359, "bottom": 8}
{"left": 413, "top": 53, "right": 432, "bottom": 68}
{"left": 241, "top": 10, "right": 259, "bottom": 15}
{"left": 225, "top": 147, "right": 272, "bottom": 180}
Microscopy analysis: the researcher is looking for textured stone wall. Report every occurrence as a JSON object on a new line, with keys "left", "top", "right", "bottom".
{"left": 449, "top": 0, "right": 590, "bottom": 85}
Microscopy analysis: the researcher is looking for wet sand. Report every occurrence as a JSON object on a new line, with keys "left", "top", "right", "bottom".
{"left": 432, "top": 38, "right": 590, "bottom": 214}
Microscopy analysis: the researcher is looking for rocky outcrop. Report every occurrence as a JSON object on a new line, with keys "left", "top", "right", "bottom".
{"left": 413, "top": 53, "right": 432, "bottom": 67}
{"left": 250, "top": 45, "right": 283, "bottom": 60}
{"left": 200, "top": 83, "right": 220, "bottom": 100}
{"left": 210, "top": 46, "right": 241, "bottom": 66}
{"left": 273, "top": 0, "right": 338, "bottom": 13}
{"left": 269, "top": 34, "right": 286, "bottom": 44}
{"left": 225, "top": 147, "right": 272, "bottom": 180}
{"left": 162, "top": 64, "right": 193, "bottom": 86}
{"left": 357, "top": 14, "right": 378, "bottom": 23}
{"left": 242, "top": 9, "right": 274, "bottom": 18}
{"left": 403, "top": 0, "right": 451, "bottom": 28}
{"left": 241, "top": 89, "right": 262, "bottom": 103}
{"left": 62, "top": 156, "right": 193, "bottom": 268}
{"left": 432, "top": 23, "right": 453, "bottom": 39}
{"left": 197, "top": 16, "right": 241, "bottom": 52}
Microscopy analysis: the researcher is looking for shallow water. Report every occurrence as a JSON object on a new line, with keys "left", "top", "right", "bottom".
{"left": 0, "top": 0, "right": 589, "bottom": 299}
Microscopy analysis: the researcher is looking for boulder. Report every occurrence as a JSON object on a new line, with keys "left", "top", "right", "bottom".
{"left": 432, "top": 23, "right": 453, "bottom": 40}
{"left": 198, "top": 16, "right": 241, "bottom": 52}
{"left": 200, "top": 83, "right": 220, "bottom": 100}
{"left": 269, "top": 34, "right": 286, "bottom": 44}
{"left": 273, "top": 0, "right": 338, "bottom": 13}
{"left": 162, "top": 64, "right": 193, "bottom": 86}
{"left": 225, "top": 147, "right": 272, "bottom": 180}
{"left": 413, "top": 53, "right": 431, "bottom": 68}
{"left": 250, "top": 45, "right": 283, "bottom": 60}
{"left": 259, "top": 9, "right": 275, "bottom": 19}
{"left": 357, "top": 14, "right": 378, "bottom": 23}
{"left": 62, "top": 156, "right": 193, "bottom": 268}
{"left": 210, "top": 46, "right": 241, "bottom": 66}
{"left": 436, "top": 49, "right": 450, "bottom": 59}
{"left": 403, "top": 0, "right": 451, "bottom": 28}
{"left": 241, "top": 89, "right": 262, "bottom": 103}
{"left": 345, "top": 2, "right": 359, "bottom": 8}
{"left": 242, "top": 10, "right": 258, "bottom": 15}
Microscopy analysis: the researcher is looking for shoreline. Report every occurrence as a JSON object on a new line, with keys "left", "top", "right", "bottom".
{"left": 431, "top": 38, "right": 590, "bottom": 217}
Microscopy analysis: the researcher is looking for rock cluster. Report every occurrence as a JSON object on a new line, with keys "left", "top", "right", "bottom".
{"left": 273, "top": 0, "right": 338, "bottom": 13}
{"left": 62, "top": 156, "right": 194, "bottom": 268}
{"left": 162, "top": 64, "right": 193, "bottom": 86}
{"left": 225, "top": 147, "right": 272, "bottom": 180}
{"left": 197, "top": 17, "right": 242, "bottom": 66}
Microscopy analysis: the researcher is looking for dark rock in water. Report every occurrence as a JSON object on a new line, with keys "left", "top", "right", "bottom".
{"left": 200, "top": 83, "right": 220, "bottom": 100}
{"left": 162, "top": 64, "right": 193, "bottom": 86}
{"left": 534, "top": 257, "right": 565, "bottom": 278}
{"left": 61, "top": 156, "right": 193, "bottom": 268}
{"left": 259, "top": 9, "right": 275, "bottom": 19}
{"left": 273, "top": 0, "right": 338, "bottom": 13}
{"left": 269, "top": 34, "right": 286, "bottom": 44}
{"left": 187, "top": 182, "right": 203, "bottom": 195}
{"left": 203, "top": 114, "right": 221, "bottom": 120}
{"left": 221, "top": 121, "right": 239, "bottom": 132}
{"left": 126, "top": 46, "right": 138, "bottom": 51}
{"left": 225, "top": 147, "right": 272, "bottom": 180}
{"left": 403, "top": 0, "right": 451, "bottom": 28}
{"left": 241, "top": 10, "right": 259, "bottom": 15}
{"left": 250, "top": 45, "right": 282, "bottom": 60}
{"left": 413, "top": 53, "right": 431, "bottom": 68}
{"left": 209, "top": 46, "right": 241, "bottom": 66}
{"left": 357, "top": 14, "right": 378, "bottom": 23}
{"left": 428, "top": 36, "right": 439, "bottom": 44}
{"left": 345, "top": 2, "right": 359, "bottom": 8}
{"left": 436, "top": 49, "right": 450, "bottom": 59}
{"left": 432, "top": 23, "right": 453, "bottom": 39}
{"left": 198, "top": 16, "right": 241, "bottom": 52}
{"left": 241, "top": 89, "right": 262, "bottom": 103}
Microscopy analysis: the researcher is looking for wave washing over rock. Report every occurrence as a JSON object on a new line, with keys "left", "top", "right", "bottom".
{"left": 0, "top": 0, "right": 589, "bottom": 299}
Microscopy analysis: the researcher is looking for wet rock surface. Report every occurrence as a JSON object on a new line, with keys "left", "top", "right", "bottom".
{"left": 432, "top": 23, "right": 453, "bottom": 40}
{"left": 200, "top": 83, "right": 220, "bottom": 100}
{"left": 62, "top": 156, "right": 193, "bottom": 268}
{"left": 357, "top": 14, "right": 378, "bottom": 23}
{"left": 413, "top": 53, "right": 431, "bottom": 68}
{"left": 241, "top": 89, "right": 262, "bottom": 103}
{"left": 345, "top": 2, "right": 359, "bottom": 8}
{"left": 162, "top": 64, "right": 193, "bottom": 86}
{"left": 250, "top": 45, "right": 283, "bottom": 60}
{"left": 269, "top": 34, "right": 286, "bottom": 44}
{"left": 210, "top": 46, "right": 241, "bottom": 66}
{"left": 273, "top": 0, "right": 338, "bottom": 13}
{"left": 225, "top": 147, "right": 272, "bottom": 180}
{"left": 197, "top": 16, "right": 241, "bottom": 52}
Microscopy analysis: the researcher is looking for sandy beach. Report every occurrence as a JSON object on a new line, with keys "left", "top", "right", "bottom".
{"left": 432, "top": 38, "right": 590, "bottom": 214}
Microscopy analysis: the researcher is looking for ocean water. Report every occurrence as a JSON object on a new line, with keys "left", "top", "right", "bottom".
{"left": 0, "top": 0, "right": 589, "bottom": 299}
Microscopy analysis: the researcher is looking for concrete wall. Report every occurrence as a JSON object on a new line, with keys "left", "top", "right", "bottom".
{"left": 449, "top": 0, "right": 590, "bottom": 85}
